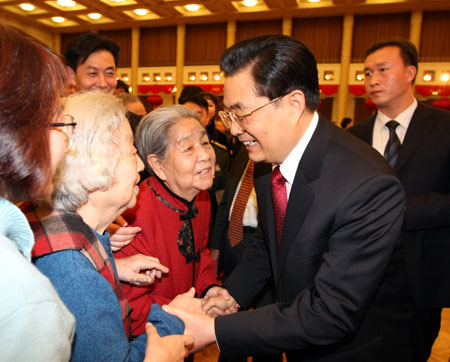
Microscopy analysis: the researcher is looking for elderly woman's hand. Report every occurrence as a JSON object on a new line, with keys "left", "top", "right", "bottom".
{"left": 115, "top": 254, "right": 169, "bottom": 285}
{"left": 108, "top": 215, "right": 142, "bottom": 251}
{"left": 144, "top": 323, "right": 193, "bottom": 362}
{"left": 168, "top": 288, "right": 205, "bottom": 315}
{"left": 202, "top": 286, "right": 240, "bottom": 317}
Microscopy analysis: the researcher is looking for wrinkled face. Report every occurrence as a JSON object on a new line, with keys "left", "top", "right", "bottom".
{"left": 364, "top": 46, "right": 416, "bottom": 115}
{"left": 183, "top": 102, "right": 209, "bottom": 127}
{"left": 224, "top": 67, "right": 296, "bottom": 164}
{"left": 72, "top": 50, "right": 117, "bottom": 94}
{"left": 153, "top": 117, "right": 215, "bottom": 201}
{"left": 106, "top": 120, "right": 144, "bottom": 214}
{"left": 206, "top": 98, "right": 216, "bottom": 121}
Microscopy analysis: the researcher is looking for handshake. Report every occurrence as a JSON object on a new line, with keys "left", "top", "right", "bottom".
{"left": 167, "top": 286, "right": 240, "bottom": 318}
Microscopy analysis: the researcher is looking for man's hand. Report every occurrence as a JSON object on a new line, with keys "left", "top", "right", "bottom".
{"left": 162, "top": 305, "right": 215, "bottom": 354}
{"left": 202, "top": 286, "right": 239, "bottom": 317}
{"left": 108, "top": 215, "right": 141, "bottom": 251}
{"left": 169, "top": 288, "right": 204, "bottom": 315}
{"left": 144, "top": 323, "right": 193, "bottom": 362}
{"left": 115, "top": 254, "right": 168, "bottom": 285}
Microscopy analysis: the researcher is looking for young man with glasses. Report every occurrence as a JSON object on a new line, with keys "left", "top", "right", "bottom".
{"left": 165, "top": 35, "right": 415, "bottom": 361}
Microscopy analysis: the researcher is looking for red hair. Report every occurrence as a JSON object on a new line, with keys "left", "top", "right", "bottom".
{"left": 0, "top": 25, "right": 66, "bottom": 201}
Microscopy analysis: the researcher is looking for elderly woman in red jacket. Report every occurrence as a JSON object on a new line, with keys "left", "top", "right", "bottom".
{"left": 115, "top": 105, "right": 218, "bottom": 337}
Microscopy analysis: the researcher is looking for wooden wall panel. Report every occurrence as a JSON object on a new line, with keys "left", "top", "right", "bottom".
{"left": 139, "top": 26, "right": 177, "bottom": 66}
{"left": 420, "top": 11, "right": 450, "bottom": 62}
{"left": 61, "top": 32, "right": 85, "bottom": 59}
{"left": 352, "top": 13, "right": 410, "bottom": 63}
{"left": 235, "top": 19, "right": 282, "bottom": 43}
{"left": 292, "top": 16, "right": 342, "bottom": 63}
{"left": 100, "top": 29, "right": 131, "bottom": 67}
{"left": 185, "top": 23, "right": 227, "bottom": 65}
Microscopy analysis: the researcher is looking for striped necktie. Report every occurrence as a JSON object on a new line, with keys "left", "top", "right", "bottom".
{"left": 227, "top": 161, "right": 255, "bottom": 247}
{"left": 384, "top": 120, "right": 401, "bottom": 168}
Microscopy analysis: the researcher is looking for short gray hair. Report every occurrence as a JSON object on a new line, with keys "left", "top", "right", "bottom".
{"left": 135, "top": 105, "right": 199, "bottom": 174}
{"left": 52, "top": 91, "right": 127, "bottom": 212}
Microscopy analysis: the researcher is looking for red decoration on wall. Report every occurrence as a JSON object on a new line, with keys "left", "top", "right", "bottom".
{"left": 349, "top": 85, "right": 366, "bottom": 97}
{"left": 319, "top": 85, "right": 339, "bottom": 96}
{"left": 432, "top": 98, "right": 450, "bottom": 110}
{"left": 147, "top": 95, "right": 164, "bottom": 106}
{"left": 415, "top": 85, "right": 450, "bottom": 98}
{"left": 138, "top": 85, "right": 175, "bottom": 95}
{"left": 186, "top": 84, "right": 224, "bottom": 94}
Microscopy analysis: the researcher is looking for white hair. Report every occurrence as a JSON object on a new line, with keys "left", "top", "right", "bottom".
{"left": 52, "top": 91, "right": 126, "bottom": 212}
{"left": 135, "top": 104, "right": 199, "bottom": 174}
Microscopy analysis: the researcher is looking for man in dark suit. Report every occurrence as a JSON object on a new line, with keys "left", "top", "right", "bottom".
{"left": 165, "top": 35, "right": 414, "bottom": 361}
{"left": 349, "top": 40, "right": 450, "bottom": 361}
{"left": 210, "top": 145, "right": 278, "bottom": 362}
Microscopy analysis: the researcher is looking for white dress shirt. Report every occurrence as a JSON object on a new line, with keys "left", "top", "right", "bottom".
{"left": 372, "top": 99, "right": 417, "bottom": 155}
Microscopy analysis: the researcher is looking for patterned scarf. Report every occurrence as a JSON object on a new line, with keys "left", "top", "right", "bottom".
{"left": 23, "top": 203, "right": 132, "bottom": 340}
{"left": 148, "top": 178, "right": 201, "bottom": 264}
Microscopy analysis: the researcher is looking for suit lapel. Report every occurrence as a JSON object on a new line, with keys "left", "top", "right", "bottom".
{"left": 355, "top": 115, "right": 376, "bottom": 145}
{"left": 276, "top": 117, "right": 330, "bottom": 281}
{"left": 395, "top": 103, "right": 437, "bottom": 171}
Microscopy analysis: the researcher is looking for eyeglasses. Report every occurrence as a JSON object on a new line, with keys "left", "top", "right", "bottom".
{"left": 218, "top": 96, "right": 283, "bottom": 130}
{"left": 49, "top": 115, "right": 77, "bottom": 136}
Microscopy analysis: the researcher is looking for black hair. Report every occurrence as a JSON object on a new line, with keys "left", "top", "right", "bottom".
{"left": 64, "top": 32, "right": 120, "bottom": 71}
{"left": 220, "top": 34, "right": 320, "bottom": 112}
{"left": 178, "top": 85, "right": 204, "bottom": 104}
{"left": 179, "top": 94, "right": 209, "bottom": 112}
{"left": 340, "top": 117, "right": 352, "bottom": 129}
{"left": 116, "top": 79, "right": 129, "bottom": 93}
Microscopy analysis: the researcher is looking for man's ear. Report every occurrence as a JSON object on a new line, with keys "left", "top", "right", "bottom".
{"left": 65, "top": 66, "right": 77, "bottom": 91}
{"left": 147, "top": 154, "right": 166, "bottom": 180}
{"left": 285, "top": 90, "right": 306, "bottom": 122}
{"left": 407, "top": 65, "right": 417, "bottom": 84}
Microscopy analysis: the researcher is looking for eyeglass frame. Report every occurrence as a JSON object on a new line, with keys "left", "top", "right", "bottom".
{"left": 218, "top": 95, "right": 283, "bottom": 131}
{"left": 49, "top": 115, "right": 77, "bottom": 136}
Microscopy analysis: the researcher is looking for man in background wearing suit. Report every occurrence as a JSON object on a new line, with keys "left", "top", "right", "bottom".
{"left": 349, "top": 40, "right": 450, "bottom": 361}
{"left": 165, "top": 35, "right": 415, "bottom": 361}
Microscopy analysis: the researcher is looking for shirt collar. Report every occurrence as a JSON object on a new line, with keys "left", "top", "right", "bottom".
{"left": 376, "top": 98, "right": 418, "bottom": 130}
{"left": 277, "top": 111, "right": 319, "bottom": 185}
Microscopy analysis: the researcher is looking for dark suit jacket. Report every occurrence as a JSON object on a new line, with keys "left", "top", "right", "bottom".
{"left": 211, "top": 145, "right": 271, "bottom": 279}
{"left": 349, "top": 102, "right": 450, "bottom": 308}
{"left": 215, "top": 117, "right": 414, "bottom": 361}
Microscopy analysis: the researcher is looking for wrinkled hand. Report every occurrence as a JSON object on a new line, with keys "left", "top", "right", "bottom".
{"left": 202, "top": 286, "right": 239, "bottom": 317}
{"left": 169, "top": 288, "right": 204, "bottom": 315}
{"left": 115, "top": 254, "right": 168, "bottom": 285}
{"left": 108, "top": 215, "right": 141, "bottom": 251}
{"left": 162, "top": 305, "right": 215, "bottom": 354}
{"left": 144, "top": 323, "right": 193, "bottom": 362}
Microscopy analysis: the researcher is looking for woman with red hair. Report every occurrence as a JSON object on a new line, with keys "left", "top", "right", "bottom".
{"left": 0, "top": 25, "right": 75, "bottom": 360}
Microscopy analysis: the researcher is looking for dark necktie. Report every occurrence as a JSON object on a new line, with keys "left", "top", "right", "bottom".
{"left": 384, "top": 120, "right": 401, "bottom": 168}
{"left": 228, "top": 161, "right": 255, "bottom": 247}
{"left": 271, "top": 165, "right": 287, "bottom": 247}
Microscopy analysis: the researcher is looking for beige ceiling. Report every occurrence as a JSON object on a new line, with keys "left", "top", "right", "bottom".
{"left": 0, "top": 0, "right": 449, "bottom": 33}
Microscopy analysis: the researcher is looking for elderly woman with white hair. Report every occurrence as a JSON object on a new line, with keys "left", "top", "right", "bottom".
{"left": 115, "top": 105, "right": 220, "bottom": 337}
{"left": 25, "top": 92, "right": 193, "bottom": 362}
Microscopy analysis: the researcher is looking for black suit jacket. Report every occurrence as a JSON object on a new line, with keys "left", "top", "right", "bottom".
{"left": 211, "top": 145, "right": 271, "bottom": 279}
{"left": 215, "top": 117, "right": 414, "bottom": 361}
{"left": 349, "top": 102, "right": 450, "bottom": 307}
